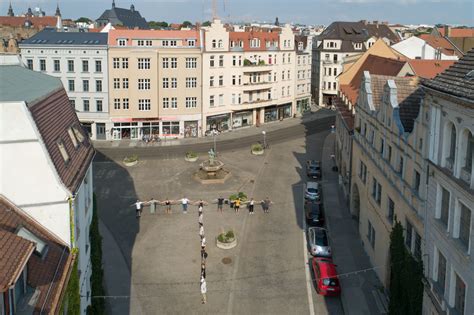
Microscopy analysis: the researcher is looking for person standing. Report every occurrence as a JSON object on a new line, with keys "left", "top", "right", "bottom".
{"left": 248, "top": 198, "right": 255, "bottom": 215}
{"left": 201, "top": 263, "right": 206, "bottom": 279}
{"left": 201, "top": 248, "right": 208, "bottom": 263}
{"left": 148, "top": 197, "right": 159, "bottom": 214}
{"left": 234, "top": 198, "right": 241, "bottom": 213}
{"left": 198, "top": 211, "right": 204, "bottom": 225}
{"left": 199, "top": 223, "right": 205, "bottom": 239}
{"left": 262, "top": 197, "right": 272, "bottom": 213}
{"left": 201, "top": 236, "right": 206, "bottom": 249}
{"left": 200, "top": 277, "right": 207, "bottom": 304}
{"left": 162, "top": 198, "right": 172, "bottom": 214}
{"left": 132, "top": 200, "right": 143, "bottom": 218}
{"left": 181, "top": 196, "right": 190, "bottom": 214}
{"left": 217, "top": 196, "right": 224, "bottom": 213}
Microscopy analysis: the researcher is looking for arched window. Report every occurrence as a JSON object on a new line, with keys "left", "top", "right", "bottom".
{"left": 449, "top": 124, "right": 457, "bottom": 161}
{"left": 218, "top": 39, "right": 223, "bottom": 48}
{"left": 464, "top": 131, "right": 473, "bottom": 172}
{"left": 212, "top": 39, "right": 216, "bottom": 48}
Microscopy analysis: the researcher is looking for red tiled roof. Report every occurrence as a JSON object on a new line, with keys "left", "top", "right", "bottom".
{"left": 0, "top": 195, "right": 74, "bottom": 314}
{"left": 418, "top": 34, "right": 460, "bottom": 56}
{"left": 229, "top": 30, "right": 279, "bottom": 51}
{"left": 0, "top": 230, "right": 35, "bottom": 292}
{"left": 0, "top": 16, "right": 56, "bottom": 28}
{"left": 437, "top": 28, "right": 474, "bottom": 38}
{"left": 29, "top": 89, "right": 95, "bottom": 193}
{"left": 341, "top": 55, "right": 408, "bottom": 105}
{"left": 407, "top": 59, "right": 455, "bottom": 79}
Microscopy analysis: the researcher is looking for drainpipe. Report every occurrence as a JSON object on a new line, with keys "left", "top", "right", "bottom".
{"left": 68, "top": 195, "right": 76, "bottom": 249}
{"left": 348, "top": 129, "right": 354, "bottom": 208}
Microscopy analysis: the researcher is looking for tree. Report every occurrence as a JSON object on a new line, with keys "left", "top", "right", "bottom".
{"left": 202, "top": 21, "right": 211, "bottom": 27}
{"left": 75, "top": 17, "right": 92, "bottom": 24}
{"left": 389, "top": 220, "right": 424, "bottom": 315}
{"left": 182, "top": 21, "right": 193, "bottom": 27}
{"left": 148, "top": 21, "right": 168, "bottom": 29}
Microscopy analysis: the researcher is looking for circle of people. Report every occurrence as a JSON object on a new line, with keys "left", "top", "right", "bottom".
{"left": 131, "top": 195, "right": 273, "bottom": 304}
{"left": 131, "top": 196, "right": 274, "bottom": 218}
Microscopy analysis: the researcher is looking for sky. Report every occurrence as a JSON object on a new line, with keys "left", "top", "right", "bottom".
{"left": 2, "top": 0, "right": 473, "bottom": 26}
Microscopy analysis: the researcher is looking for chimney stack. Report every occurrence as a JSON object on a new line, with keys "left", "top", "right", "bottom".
{"left": 444, "top": 25, "right": 450, "bottom": 37}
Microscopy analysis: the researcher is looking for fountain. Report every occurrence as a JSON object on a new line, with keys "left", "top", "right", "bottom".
{"left": 194, "top": 148, "right": 231, "bottom": 184}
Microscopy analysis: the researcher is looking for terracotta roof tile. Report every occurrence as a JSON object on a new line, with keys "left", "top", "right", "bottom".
{"left": 437, "top": 28, "right": 474, "bottom": 38}
{"left": 418, "top": 34, "right": 461, "bottom": 56}
{"left": 422, "top": 49, "right": 474, "bottom": 102}
{"left": 0, "top": 195, "right": 74, "bottom": 314}
{"left": 407, "top": 59, "right": 455, "bottom": 79}
{"left": 0, "top": 16, "right": 56, "bottom": 28}
{"left": 0, "top": 230, "right": 35, "bottom": 292}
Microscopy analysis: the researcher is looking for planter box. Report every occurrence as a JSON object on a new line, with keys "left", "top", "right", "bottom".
{"left": 185, "top": 156, "right": 198, "bottom": 162}
{"left": 123, "top": 160, "right": 138, "bottom": 167}
{"left": 216, "top": 237, "right": 237, "bottom": 250}
{"left": 251, "top": 150, "right": 264, "bottom": 155}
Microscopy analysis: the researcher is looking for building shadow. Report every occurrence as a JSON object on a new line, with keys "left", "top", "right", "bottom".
{"left": 93, "top": 154, "right": 140, "bottom": 315}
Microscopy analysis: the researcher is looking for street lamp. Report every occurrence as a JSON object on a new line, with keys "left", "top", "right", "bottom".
{"left": 213, "top": 130, "right": 217, "bottom": 154}
{"left": 262, "top": 131, "right": 266, "bottom": 149}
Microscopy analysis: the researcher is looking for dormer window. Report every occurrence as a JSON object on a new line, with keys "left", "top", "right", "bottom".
{"left": 117, "top": 39, "right": 127, "bottom": 46}
{"left": 138, "top": 40, "right": 144, "bottom": 46}
{"left": 68, "top": 127, "right": 79, "bottom": 148}
{"left": 298, "top": 42, "right": 304, "bottom": 51}
{"left": 57, "top": 140, "right": 70, "bottom": 163}
{"left": 72, "top": 125, "right": 85, "bottom": 143}
{"left": 170, "top": 40, "right": 177, "bottom": 47}
{"left": 354, "top": 42, "right": 363, "bottom": 49}
{"left": 250, "top": 38, "right": 260, "bottom": 48}
{"left": 188, "top": 39, "right": 196, "bottom": 47}
{"left": 239, "top": 40, "right": 243, "bottom": 47}
{"left": 16, "top": 227, "right": 48, "bottom": 258}
{"left": 146, "top": 40, "right": 152, "bottom": 46}
{"left": 162, "top": 40, "right": 169, "bottom": 46}
{"left": 230, "top": 41, "right": 235, "bottom": 48}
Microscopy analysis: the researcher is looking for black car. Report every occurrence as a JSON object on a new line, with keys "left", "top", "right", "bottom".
{"left": 307, "top": 160, "right": 322, "bottom": 179}
{"left": 305, "top": 201, "right": 325, "bottom": 227}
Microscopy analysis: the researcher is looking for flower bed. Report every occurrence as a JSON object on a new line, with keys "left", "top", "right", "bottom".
{"left": 123, "top": 155, "right": 138, "bottom": 166}
{"left": 216, "top": 230, "right": 237, "bottom": 249}
{"left": 251, "top": 143, "right": 264, "bottom": 155}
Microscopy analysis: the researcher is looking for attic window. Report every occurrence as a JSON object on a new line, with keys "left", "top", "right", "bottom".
{"left": 117, "top": 39, "right": 127, "bottom": 46}
{"left": 16, "top": 227, "right": 49, "bottom": 258}
{"left": 72, "top": 125, "right": 86, "bottom": 143}
{"left": 68, "top": 127, "right": 79, "bottom": 148}
{"left": 57, "top": 140, "right": 70, "bottom": 163}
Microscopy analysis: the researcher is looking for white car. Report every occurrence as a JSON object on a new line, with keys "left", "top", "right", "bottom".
{"left": 305, "top": 181, "right": 321, "bottom": 201}
{"left": 308, "top": 227, "right": 331, "bottom": 257}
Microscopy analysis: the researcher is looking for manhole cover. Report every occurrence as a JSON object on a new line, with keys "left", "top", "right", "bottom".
{"left": 222, "top": 257, "right": 232, "bottom": 264}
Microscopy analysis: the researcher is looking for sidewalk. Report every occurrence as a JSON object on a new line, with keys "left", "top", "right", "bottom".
{"left": 321, "top": 133, "right": 388, "bottom": 315}
{"left": 93, "top": 109, "right": 335, "bottom": 149}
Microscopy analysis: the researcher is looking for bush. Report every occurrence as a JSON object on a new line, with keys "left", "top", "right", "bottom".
{"left": 251, "top": 144, "right": 263, "bottom": 152}
{"left": 258, "top": 60, "right": 265, "bottom": 65}
{"left": 229, "top": 192, "right": 247, "bottom": 202}
{"left": 243, "top": 59, "right": 252, "bottom": 66}
{"left": 225, "top": 230, "right": 235, "bottom": 239}
{"left": 124, "top": 154, "right": 138, "bottom": 163}
{"left": 88, "top": 194, "right": 105, "bottom": 315}
{"left": 218, "top": 230, "right": 235, "bottom": 243}
{"left": 186, "top": 151, "right": 197, "bottom": 158}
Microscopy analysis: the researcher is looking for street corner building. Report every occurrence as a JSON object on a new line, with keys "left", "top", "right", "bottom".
{"left": 0, "top": 195, "right": 74, "bottom": 314}
{"left": 0, "top": 56, "right": 95, "bottom": 313}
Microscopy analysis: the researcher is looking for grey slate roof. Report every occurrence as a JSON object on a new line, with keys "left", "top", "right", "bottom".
{"left": 317, "top": 21, "right": 399, "bottom": 52}
{"left": 96, "top": 7, "right": 148, "bottom": 29}
{"left": 20, "top": 29, "right": 108, "bottom": 46}
{"left": 0, "top": 65, "right": 62, "bottom": 104}
{"left": 370, "top": 75, "right": 424, "bottom": 133}
{"left": 422, "top": 49, "right": 474, "bottom": 103}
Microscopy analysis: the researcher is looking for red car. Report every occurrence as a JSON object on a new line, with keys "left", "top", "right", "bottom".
{"left": 311, "top": 257, "right": 341, "bottom": 296}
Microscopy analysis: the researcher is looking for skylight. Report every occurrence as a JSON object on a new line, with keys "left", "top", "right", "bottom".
{"left": 16, "top": 227, "right": 48, "bottom": 258}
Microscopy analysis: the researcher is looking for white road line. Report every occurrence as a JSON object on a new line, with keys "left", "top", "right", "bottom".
{"left": 302, "top": 183, "right": 315, "bottom": 315}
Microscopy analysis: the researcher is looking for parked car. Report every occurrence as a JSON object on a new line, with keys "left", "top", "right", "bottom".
{"left": 306, "top": 160, "right": 322, "bottom": 179}
{"left": 305, "top": 181, "right": 321, "bottom": 201}
{"left": 305, "top": 201, "right": 324, "bottom": 227}
{"left": 311, "top": 257, "right": 341, "bottom": 296}
{"left": 307, "top": 227, "right": 331, "bottom": 257}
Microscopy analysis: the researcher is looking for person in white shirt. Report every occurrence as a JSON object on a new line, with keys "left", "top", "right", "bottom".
{"left": 199, "top": 223, "right": 204, "bottom": 239}
{"left": 181, "top": 196, "right": 190, "bottom": 213}
{"left": 248, "top": 198, "right": 255, "bottom": 214}
{"left": 132, "top": 200, "right": 143, "bottom": 218}
{"left": 200, "top": 277, "right": 207, "bottom": 304}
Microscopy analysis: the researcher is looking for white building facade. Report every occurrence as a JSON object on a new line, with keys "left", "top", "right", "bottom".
{"left": 391, "top": 36, "right": 459, "bottom": 60}
{"left": 0, "top": 60, "right": 95, "bottom": 313}
{"left": 19, "top": 31, "right": 111, "bottom": 140}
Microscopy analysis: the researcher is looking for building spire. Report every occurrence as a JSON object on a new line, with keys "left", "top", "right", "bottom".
{"left": 7, "top": 2, "right": 14, "bottom": 17}
{"left": 112, "top": 0, "right": 116, "bottom": 8}
{"left": 55, "top": 2, "right": 61, "bottom": 17}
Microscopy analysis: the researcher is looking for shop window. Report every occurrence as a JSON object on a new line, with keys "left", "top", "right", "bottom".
{"left": 162, "top": 121, "right": 180, "bottom": 135}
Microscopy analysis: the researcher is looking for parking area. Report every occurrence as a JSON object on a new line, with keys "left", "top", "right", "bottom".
{"left": 94, "top": 126, "right": 345, "bottom": 314}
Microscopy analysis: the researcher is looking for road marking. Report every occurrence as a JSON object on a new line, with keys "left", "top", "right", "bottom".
{"left": 302, "top": 183, "right": 315, "bottom": 315}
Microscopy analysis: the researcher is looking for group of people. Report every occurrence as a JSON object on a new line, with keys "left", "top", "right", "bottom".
{"left": 198, "top": 205, "right": 208, "bottom": 304}
{"left": 132, "top": 196, "right": 273, "bottom": 218}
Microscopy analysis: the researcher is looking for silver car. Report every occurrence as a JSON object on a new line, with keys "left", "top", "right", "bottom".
{"left": 307, "top": 227, "right": 331, "bottom": 257}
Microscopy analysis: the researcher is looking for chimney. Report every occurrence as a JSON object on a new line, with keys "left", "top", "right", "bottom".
{"left": 444, "top": 25, "right": 450, "bottom": 37}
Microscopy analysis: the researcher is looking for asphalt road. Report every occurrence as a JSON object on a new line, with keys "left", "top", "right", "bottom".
{"left": 94, "top": 116, "right": 335, "bottom": 161}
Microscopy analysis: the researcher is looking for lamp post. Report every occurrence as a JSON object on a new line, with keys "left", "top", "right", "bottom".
{"left": 262, "top": 131, "right": 266, "bottom": 149}
{"left": 213, "top": 130, "right": 217, "bottom": 154}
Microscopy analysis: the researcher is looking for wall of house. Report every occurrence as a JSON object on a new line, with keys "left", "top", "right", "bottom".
{"left": 0, "top": 101, "right": 71, "bottom": 244}
{"left": 391, "top": 37, "right": 458, "bottom": 60}
{"left": 19, "top": 45, "right": 111, "bottom": 140}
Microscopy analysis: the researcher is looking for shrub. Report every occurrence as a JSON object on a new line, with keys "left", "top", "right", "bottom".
{"left": 186, "top": 151, "right": 197, "bottom": 158}
{"left": 251, "top": 143, "right": 263, "bottom": 152}
{"left": 225, "top": 230, "right": 235, "bottom": 239}
{"left": 61, "top": 253, "right": 80, "bottom": 315}
{"left": 229, "top": 192, "right": 247, "bottom": 202}
{"left": 258, "top": 60, "right": 265, "bottom": 65}
{"left": 124, "top": 154, "right": 138, "bottom": 163}
{"left": 218, "top": 230, "right": 235, "bottom": 243}
{"left": 243, "top": 58, "right": 253, "bottom": 66}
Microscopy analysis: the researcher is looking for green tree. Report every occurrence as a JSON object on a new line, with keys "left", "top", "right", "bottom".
{"left": 182, "top": 21, "right": 193, "bottom": 27}
{"left": 202, "top": 21, "right": 211, "bottom": 27}
{"left": 389, "top": 220, "right": 424, "bottom": 315}
{"left": 148, "top": 21, "right": 168, "bottom": 29}
{"left": 75, "top": 17, "right": 92, "bottom": 23}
